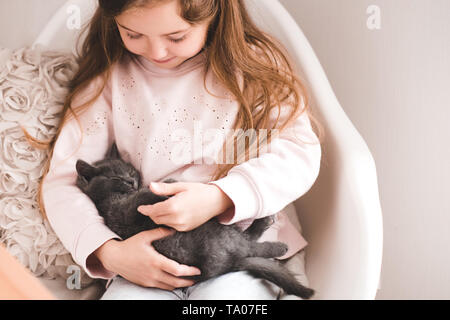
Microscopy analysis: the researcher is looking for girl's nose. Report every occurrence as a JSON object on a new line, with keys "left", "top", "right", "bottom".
{"left": 146, "top": 39, "right": 169, "bottom": 61}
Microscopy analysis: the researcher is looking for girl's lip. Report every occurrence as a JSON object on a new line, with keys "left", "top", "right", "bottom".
{"left": 153, "top": 57, "right": 175, "bottom": 63}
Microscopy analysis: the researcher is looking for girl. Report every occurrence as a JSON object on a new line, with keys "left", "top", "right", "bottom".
{"left": 37, "top": 0, "right": 323, "bottom": 300}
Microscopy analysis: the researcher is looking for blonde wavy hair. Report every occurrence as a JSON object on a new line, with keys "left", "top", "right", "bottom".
{"left": 25, "top": 0, "right": 324, "bottom": 219}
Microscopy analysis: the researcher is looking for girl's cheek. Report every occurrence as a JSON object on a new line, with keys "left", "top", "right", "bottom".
{"left": 124, "top": 40, "right": 145, "bottom": 55}
{"left": 119, "top": 32, "right": 143, "bottom": 54}
{"left": 176, "top": 43, "right": 203, "bottom": 57}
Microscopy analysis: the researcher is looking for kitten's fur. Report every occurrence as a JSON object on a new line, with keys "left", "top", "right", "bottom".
{"left": 75, "top": 143, "right": 314, "bottom": 299}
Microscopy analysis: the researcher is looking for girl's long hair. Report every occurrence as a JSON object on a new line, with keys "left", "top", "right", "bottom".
{"left": 27, "top": 0, "right": 324, "bottom": 219}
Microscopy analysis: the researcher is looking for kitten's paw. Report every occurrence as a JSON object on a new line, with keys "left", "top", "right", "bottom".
{"left": 272, "top": 242, "right": 289, "bottom": 257}
{"left": 263, "top": 216, "right": 276, "bottom": 227}
{"left": 245, "top": 216, "right": 278, "bottom": 241}
{"left": 257, "top": 216, "right": 276, "bottom": 231}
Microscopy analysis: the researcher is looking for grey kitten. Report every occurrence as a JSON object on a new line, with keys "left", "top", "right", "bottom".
{"left": 75, "top": 142, "right": 314, "bottom": 299}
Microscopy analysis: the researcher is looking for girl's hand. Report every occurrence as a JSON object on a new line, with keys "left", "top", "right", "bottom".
{"left": 137, "top": 182, "right": 234, "bottom": 232}
{"left": 94, "top": 228, "right": 202, "bottom": 290}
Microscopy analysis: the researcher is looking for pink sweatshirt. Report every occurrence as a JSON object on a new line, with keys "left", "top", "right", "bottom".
{"left": 42, "top": 49, "right": 321, "bottom": 279}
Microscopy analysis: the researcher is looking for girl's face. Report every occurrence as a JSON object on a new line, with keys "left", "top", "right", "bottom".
{"left": 115, "top": 0, "right": 211, "bottom": 69}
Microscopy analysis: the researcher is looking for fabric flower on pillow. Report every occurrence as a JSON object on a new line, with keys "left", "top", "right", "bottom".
{"left": 0, "top": 169, "right": 30, "bottom": 195}
{"left": 0, "top": 127, "right": 47, "bottom": 172}
{"left": 0, "top": 83, "right": 33, "bottom": 122}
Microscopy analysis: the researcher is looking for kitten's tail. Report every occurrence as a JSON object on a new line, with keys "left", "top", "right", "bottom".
{"left": 233, "top": 257, "right": 314, "bottom": 299}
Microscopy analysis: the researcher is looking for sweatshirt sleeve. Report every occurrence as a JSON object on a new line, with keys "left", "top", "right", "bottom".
{"left": 42, "top": 75, "right": 121, "bottom": 279}
{"left": 209, "top": 105, "right": 322, "bottom": 225}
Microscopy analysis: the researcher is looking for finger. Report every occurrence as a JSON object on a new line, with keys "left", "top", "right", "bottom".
{"left": 147, "top": 213, "right": 176, "bottom": 228}
{"left": 157, "top": 272, "right": 196, "bottom": 289}
{"left": 151, "top": 279, "right": 175, "bottom": 291}
{"left": 138, "top": 201, "right": 169, "bottom": 217}
{"left": 141, "top": 227, "right": 175, "bottom": 243}
{"left": 158, "top": 254, "right": 202, "bottom": 277}
{"left": 138, "top": 202, "right": 165, "bottom": 218}
{"left": 149, "top": 181, "right": 189, "bottom": 196}
{"left": 148, "top": 213, "right": 192, "bottom": 233}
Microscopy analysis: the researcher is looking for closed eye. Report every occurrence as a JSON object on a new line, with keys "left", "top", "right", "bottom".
{"left": 127, "top": 33, "right": 142, "bottom": 40}
{"left": 168, "top": 35, "right": 186, "bottom": 43}
{"left": 112, "top": 177, "right": 132, "bottom": 185}
{"left": 126, "top": 33, "right": 187, "bottom": 43}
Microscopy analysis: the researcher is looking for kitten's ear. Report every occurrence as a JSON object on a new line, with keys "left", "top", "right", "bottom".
{"left": 107, "top": 142, "right": 120, "bottom": 159}
{"left": 76, "top": 160, "right": 98, "bottom": 182}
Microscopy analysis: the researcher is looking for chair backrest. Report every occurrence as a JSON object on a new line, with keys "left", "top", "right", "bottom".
{"left": 33, "top": 0, "right": 383, "bottom": 299}
{"left": 33, "top": 0, "right": 97, "bottom": 53}
{"left": 245, "top": 1, "right": 383, "bottom": 299}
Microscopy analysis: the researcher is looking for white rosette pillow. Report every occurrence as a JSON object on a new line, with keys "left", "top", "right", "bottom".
{"left": 0, "top": 45, "right": 92, "bottom": 286}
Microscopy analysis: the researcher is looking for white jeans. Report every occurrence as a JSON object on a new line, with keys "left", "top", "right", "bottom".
{"left": 100, "top": 250, "right": 309, "bottom": 300}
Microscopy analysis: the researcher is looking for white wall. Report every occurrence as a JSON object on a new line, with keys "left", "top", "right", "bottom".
{"left": 0, "top": 0, "right": 66, "bottom": 49}
{"left": 1, "top": 0, "right": 450, "bottom": 299}
{"left": 279, "top": 0, "right": 450, "bottom": 299}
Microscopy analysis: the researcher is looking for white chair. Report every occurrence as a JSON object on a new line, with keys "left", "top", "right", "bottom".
{"left": 33, "top": 0, "right": 383, "bottom": 300}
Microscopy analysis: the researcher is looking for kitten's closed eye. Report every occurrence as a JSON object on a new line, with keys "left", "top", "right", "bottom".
{"left": 125, "top": 178, "right": 138, "bottom": 189}
{"left": 111, "top": 177, "right": 138, "bottom": 191}
{"left": 107, "top": 177, "right": 132, "bottom": 192}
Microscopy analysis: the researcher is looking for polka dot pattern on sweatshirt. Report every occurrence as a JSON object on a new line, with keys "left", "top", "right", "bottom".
{"left": 85, "top": 72, "right": 239, "bottom": 165}
{"left": 85, "top": 111, "right": 108, "bottom": 136}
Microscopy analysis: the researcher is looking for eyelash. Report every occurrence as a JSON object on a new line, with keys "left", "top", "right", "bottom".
{"left": 126, "top": 33, "right": 186, "bottom": 43}
{"left": 127, "top": 33, "right": 142, "bottom": 40}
